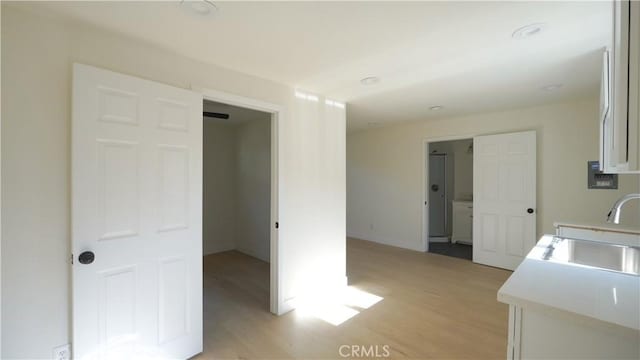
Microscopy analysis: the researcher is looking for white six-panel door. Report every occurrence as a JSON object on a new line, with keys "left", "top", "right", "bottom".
{"left": 72, "top": 64, "right": 202, "bottom": 359}
{"left": 473, "top": 131, "right": 536, "bottom": 270}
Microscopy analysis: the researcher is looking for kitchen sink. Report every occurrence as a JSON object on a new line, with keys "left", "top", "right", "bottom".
{"left": 542, "top": 236, "right": 640, "bottom": 276}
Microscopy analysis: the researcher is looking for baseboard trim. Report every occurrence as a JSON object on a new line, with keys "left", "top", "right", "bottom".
{"left": 203, "top": 246, "right": 235, "bottom": 256}
{"left": 280, "top": 298, "right": 296, "bottom": 315}
{"left": 347, "top": 231, "right": 424, "bottom": 252}
{"left": 452, "top": 237, "right": 473, "bottom": 246}
{"left": 235, "top": 247, "right": 270, "bottom": 263}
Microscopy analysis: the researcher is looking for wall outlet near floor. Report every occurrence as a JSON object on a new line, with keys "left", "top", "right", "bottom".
{"left": 52, "top": 343, "right": 71, "bottom": 360}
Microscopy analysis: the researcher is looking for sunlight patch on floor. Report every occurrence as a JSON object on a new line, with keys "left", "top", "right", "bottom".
{"left": 293, "top": 286, "right": 384, "bottom": 326}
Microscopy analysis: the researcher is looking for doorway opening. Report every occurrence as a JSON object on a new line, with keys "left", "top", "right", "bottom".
{"left": 424, "top": 138, "right": 474, "bottom": 261}
{"left": 201, "top": 92, "right": 280, "bottom": 313}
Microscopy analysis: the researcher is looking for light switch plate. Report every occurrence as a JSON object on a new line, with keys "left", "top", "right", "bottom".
{"left": 52, "top": 343, "right": 71, "bottom": 360}
{"left": 588, "top": 160, "right": 618, "bottom": 189}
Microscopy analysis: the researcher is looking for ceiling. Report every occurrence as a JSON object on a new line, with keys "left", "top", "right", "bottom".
{"left": 14, "top": 1, "right": 611, "bottom": 132}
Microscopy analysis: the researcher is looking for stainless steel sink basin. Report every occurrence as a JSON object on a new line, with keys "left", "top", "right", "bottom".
{"left": 542, "top": 237, "right": 640, "bottom": 276}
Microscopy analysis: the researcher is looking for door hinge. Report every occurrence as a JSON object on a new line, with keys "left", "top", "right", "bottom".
{"left": 70, "top": 253, "right": 74, "bottom": 265}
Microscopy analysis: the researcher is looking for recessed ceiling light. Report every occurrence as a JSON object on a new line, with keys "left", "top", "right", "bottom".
{"left": 429, "top": 105, "right": 444, "bottom": 111}
{"left": 541, "top": 84, "right": 563, "bottom": 91}
{"left": 512, "top": 23, "right": 546, "bottom": 39}
{"left": 182, "top": 0, "right": 218, "bottom": 16}
{"left": 360, "top": 76, "right": 380, "bottom": 86}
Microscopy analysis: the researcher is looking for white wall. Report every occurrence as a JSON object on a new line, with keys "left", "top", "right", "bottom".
{"left": 285, "top": 96, "right": 346, "bottom": 298}
{"left": 203, "top": 121, "right": 237, "bottom": 255}
{"left": 450, "top": 139, "right": 473, "bottom": 200}
{"left": 1, "top": 5, "right": 346, "bottom": 358}
{"left": 236, "top": 119, "right": 271, "bottom": 262}
{"left": 347, "top": 98, "right": 640, "bottom": 252}
{"left": 202, "top": 114, "right": 271, "bottom": 262}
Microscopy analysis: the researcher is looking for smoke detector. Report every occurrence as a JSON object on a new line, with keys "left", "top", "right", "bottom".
{"left": 361, "top": 77, "right": 380, "bottom": 86}
{"left": 182, "top": 0, "right": 218, "bottom": 16}
{"left": 512, "top": 23, "right": 546, "bottom": 39}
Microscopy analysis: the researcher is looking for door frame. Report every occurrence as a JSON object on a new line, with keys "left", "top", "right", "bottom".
{"left": 200, "top": 88, "right": 283, "bottom": 315}
{"left": 422, "top": 134, "right": 477, "bottom": 252}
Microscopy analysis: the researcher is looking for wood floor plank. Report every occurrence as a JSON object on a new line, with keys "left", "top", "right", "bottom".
{"left": 196, "top": 238, "right": 511, "bottom": 359}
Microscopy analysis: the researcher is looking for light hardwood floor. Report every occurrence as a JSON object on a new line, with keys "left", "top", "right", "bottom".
{"left": 196, "top": 238, "right": 512, "bottom": 359}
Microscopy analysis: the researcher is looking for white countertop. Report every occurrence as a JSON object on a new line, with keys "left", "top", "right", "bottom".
{"left": 498, "top": 234, "right": 640, "bottom": 331}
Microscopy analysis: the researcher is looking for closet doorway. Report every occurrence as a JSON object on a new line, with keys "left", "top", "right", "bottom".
{"left": 428, "top": 153, "right": 448, "bottom": 240}
{"left": 424, "top": 137, "right": 474, "bottom": 261}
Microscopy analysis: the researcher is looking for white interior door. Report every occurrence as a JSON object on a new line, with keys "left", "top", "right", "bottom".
{"left": 473, "top": 131, "right": 536, "bottom": 270}
{"left": 428, "top": 154, "right": 447, "bottom": 237}
{"left": 72, "top": 64, "right": 203, "bottom": 359}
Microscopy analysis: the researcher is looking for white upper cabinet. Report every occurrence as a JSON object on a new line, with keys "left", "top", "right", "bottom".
{"left": 601, "top": 0, "right": 640, "bottom": 173}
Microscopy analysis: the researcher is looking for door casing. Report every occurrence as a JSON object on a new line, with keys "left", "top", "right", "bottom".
{"left": 422, "top": 134, "right": 477, "bottom": 252}
{"left": 199, "top": 88, "right": 283, "bottom": 315}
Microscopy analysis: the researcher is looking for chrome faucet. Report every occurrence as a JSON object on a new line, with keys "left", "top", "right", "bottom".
{"left": 606, "top": 193, "right": 640, "bottom": 224}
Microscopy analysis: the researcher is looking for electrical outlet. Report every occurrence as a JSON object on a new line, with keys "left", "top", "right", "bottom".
{"left": 52, "top": 344, "right": 71, "bottom": 360}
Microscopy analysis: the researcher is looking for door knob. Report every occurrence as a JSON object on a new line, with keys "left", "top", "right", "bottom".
{"left": 527, "top": 208, "right": 534, "bottom": 214}
{"left": 431, "top": 184, "right": 439, "bottom": 192}
{"left": 78, "top": 251, "right": 95, "bottom": 265}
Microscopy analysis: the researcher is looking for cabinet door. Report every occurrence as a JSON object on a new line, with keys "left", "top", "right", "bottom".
{"left": 460, "top": 207, "right": 472, "bottom": 240}
{"left": 606, "top": 0, "right": 640, "bottom": 173}
{"left": 600, "top": 50, "right": 615, "bottom": 172}
{"left": 629, "top": 0, "right": 640, "bottom": 170}
{"left": 452, "top": 204, "right": 472, "bottom": 243}
{"left": 612, "top": 0, "right": 630, "bottom": 170}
